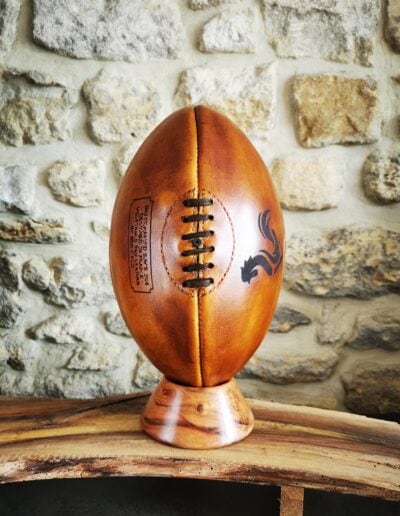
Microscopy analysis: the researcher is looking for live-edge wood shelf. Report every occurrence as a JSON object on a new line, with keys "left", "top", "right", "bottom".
{"left": 0, "top": 393, "right": 399, "bottom": 507}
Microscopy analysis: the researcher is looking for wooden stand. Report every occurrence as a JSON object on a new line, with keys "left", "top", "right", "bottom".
{"left": 141, "top": 377, "right": 254, "bottom": 449}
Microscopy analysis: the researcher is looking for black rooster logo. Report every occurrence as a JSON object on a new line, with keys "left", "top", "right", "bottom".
{"left": 241, "top": 210, "right": 282, "bottom": 284}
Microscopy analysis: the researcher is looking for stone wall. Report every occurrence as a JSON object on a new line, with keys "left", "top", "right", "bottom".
{"left": 0, "top": 0, "right": 399, "bottom": 415}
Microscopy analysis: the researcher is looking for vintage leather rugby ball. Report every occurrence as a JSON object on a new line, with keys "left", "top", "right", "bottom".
{"left": 110, "top": 105, "right": 284, "bottom": 388}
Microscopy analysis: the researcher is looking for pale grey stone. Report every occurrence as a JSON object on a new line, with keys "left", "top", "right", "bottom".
{"left": 44, "top": 257, "right": 114, "bottom": 308}
{"left": 385, "top": 0, "right": 400, "bottom": 53}
{"left": 47, "top": 159, "right": 106, "bottom": 207}
{"left": 292, "top": 74, "right": 381, "bottom": 148}
{"left": 133, "top": 350, "right": 161, "bottom": 390}
{"left": 0, "top": 250, "right": 19, "bottom": 292}
{"left": 285, "top": 227, "right": 400, "bottom": 298}
{"left": 175, "top": 64, "right": 275, "bottom": 139}
{"left": 104, "top": 310, "right": 131, "bottom": 337}
{"left": 3, "top": 334, "right": 40, "bottom": 371}
{"left": 0, "top": 217, "right": 72, "bottom": 244}
{"left": 189, "top": 0, "right": 235, "bottom": 9}
{"left": 91, "top": 221, "right": 110, "bottom": 241}
{"left": 347, "top": 313, "right": 400, "bottom": 351}
{"left": 342, "top": 364, "right": 400, "bottom": 415}
{"left": 113, "top": 139, "right": 141, "bottom": 179}
{"left": 22, "top": 256, "right": 51, "bottom": 291}
{"left": 28, "top": 311, "right": 96, "bottom": 344}
{"left": 272, "top": 157, "right": 344, "bottom": 210}
{"left": 33, "top": 0, "right": 184, "bottom": 62}
{"left": 242, "top": 349, "right": 339, "bottom": 384}
{"left": 0, "top": 288, "right": 24, "bottom": 328}
{"left": 0, "top": 69, "right": 75, "bottom": 147}
{"left": 66, "top": 341, "right": 124, "bottom": 371}
{"left": 199, "top": 9, "right": 255, "bottom": 54}
{"left": 0, "top": 0, "right": 20, "bottom": 59}
{"left": 317, "top": 304, "right": 347, "bottom": 346}
{"left": 82, "top": 69, "right": 161, "bottom": 144}
{"left": 269, "top": 305, "right": 311, "bottom": 333}
{"left": 262, "top": 0, "right": 379, "bottom": 67}
{"left": 362, "top": 148, "right": 400, "bottom": 204}
{"left": 0, "top": 165, "right": 36, "bottom": 214}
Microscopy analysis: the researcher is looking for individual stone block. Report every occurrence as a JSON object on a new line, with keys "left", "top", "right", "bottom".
{"left": 82, "top": 69, "right": 161, "bottom": 144}
{"left": 3, "top": 335, "right": 40, "bottom": 371}
{"left": 44, "top": 257, "right": 114, "bottom": 308}
{"left": 347, "top": 313, "right": 400, "bottom": 351}
{"left": 28, "top": 311, "right": 96, "bottom": 344}
{"left": 0, "top": 0, "right": 20, "bottom": 59}
{"left": 385, "top": 0, "right": 400, "bottom": 53}
{"left": 0, "top": 69, "right": 75, "bottom": 147}
{"left": 362, "top": 148, "right": 400, "bottom": 204}
{"left": 189, "top": 0, "right": 235, "bottom": 9}
{"left": 272, "top": 157, "right": 344, "bottom": 210}
{"left": 66, "top": 342, "right": 124, "bottom": 371}
{"left": 113, "top": 139, "right": 141, "bottom": 179}
{"left": 47, "top": 159, "right": 106, "bottom": 207}
{"left": 262, "top": 0, "right": 379, "bottom": 67}
{"left": 133, "top": 350, "right": 161, "bottom": 389}
{"left": 0, "top": 250, "right": 20, "bottom": 292}
{"left": 22, "top": 257, "right": 51, "bottom": 291}
{"left": 175, "top": 64, "right": 275, "bottom": 139}
{"left": 104, "top": 310, "right": 131, "bottom": 337}
{"left": 342, "top": 364, "right": 400, "bottom": 415}
{"left": 32, "top": 0, "right": 184, "bottom": 62}
{"left": 242, "top": 349, "right": 339, "bottom": 384}
{"left": 0, "top": 165, "right": 36, "bottom": 214}
{"left": 0, "top": 288, "right": 24, "bottom": 328}
{"left": 0, "top": 217, "right": 72, "bottom": 244}
{"left": 269, "top": 305, "right": 311, "bottom": 333}
{"left": 317, "top": 304, "right": 347, "bottom": 346}
{"left": 285, "top": 227, "right": 400, "bottom": 298}
{"left": 199, "top": 9, "right": 255, "bottom": 53}
{"left": 292, "top": 74, "right": 381, "bottom": 148}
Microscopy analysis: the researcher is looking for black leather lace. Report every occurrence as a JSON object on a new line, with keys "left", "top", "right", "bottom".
{"left": 181, "top": 198, "right": 214, "bottom": 288}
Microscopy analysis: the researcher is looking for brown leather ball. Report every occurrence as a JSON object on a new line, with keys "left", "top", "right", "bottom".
{"left": 110, "top": 106, "right": 284, "bottom": 387}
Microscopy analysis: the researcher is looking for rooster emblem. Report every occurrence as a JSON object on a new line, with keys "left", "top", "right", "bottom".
{"left": 241, "top": 210, "right": 282, "bottom": 284}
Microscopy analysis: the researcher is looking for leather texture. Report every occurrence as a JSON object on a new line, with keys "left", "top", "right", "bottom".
{"left": 110, "top": 106, "right": 284, "bottom": 387}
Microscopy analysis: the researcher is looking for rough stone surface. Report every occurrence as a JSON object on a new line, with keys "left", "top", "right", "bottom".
{"left": 66, "top": 341, "right": 124, "bottom": 371}
{"left": 47, "top": 159, "right": 106, "bottom": 207}
{"left": 0, "top": 289, "right": 24, "bottom": 328}
{"left": 0, "top": 217, "right": 72, "bottom": 244}
{"left": 242, "top": 349, "right": 339, "bottom": 384}
{"left": 104, "top": 310, "right": 131, "bottom": 337}
{"left": 0, "top": 69, "right": 75, "bottom": 147}
{"left": 113, "top": 139, "right": 141, "bottom": 179}
{"left": 292, "top": 74, "right": 381, "bottom": 148}
{"left": 385, "top": 0, "right": 400, "bottom": 53}
{"left": 0, "top": 0, "right": 20, "bottom": 59}
{"left": 0, "top": 165, "right": 36, "bottom": 214}
{"left": 362, "top": 148, "right": 400, "bottom": 204}
{"left": 22, "top": 257, "right": 51, "bottom": 291}
{"left": 3, "top": 335, "right": 40, "bottom": 372}
{"left": 83, "top": 69, "right": 161, "bottom": 144}
{"left": 0, "top": 250, "right": 19, "bottom": 292}
{"left": 262, "top": 0, "right": 379, "bottom": 67}
{"left": 343, "top": 364, "right": 400, "bottom": 415}
{"left": 91, "top": 221, "right": 110, "bottom": 241}
{"left": 347, "top": 314, "right": 400, "bottom": 351}
{"left": 133, "top": 351, "right": 161, "bottom": 389}
{"left": 32, "top": 0, "right": 184, "bottom": 62}
{"left": 272, "top": 157, "right": 344, "bottom": 210}
{"left": 269, "top": 305, "right": 311, "bottom": 333}
{"left": 189, "top": 0, "right": 235, "bottom": 9}
{"left": 317, "top": 304, "right": 347, "bottom": 346}
{"left": 285, "top": 227, "right": 400, "bottom": 298}
{"left": 199, "top": 9, "right": 255, "bottom": 54}
{"left": 44, "top": 257, "right": 114, "bottom": 308}
{"left": 175, "top": 64, "right": 275, "bottom": 139}
{"left": 28, "top": 311, "right": 96, "bottom": 344}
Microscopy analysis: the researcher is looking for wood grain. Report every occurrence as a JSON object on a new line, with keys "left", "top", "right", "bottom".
{"left": 280, "top": 486, "right": 304, "bottom": 516}
{"left": 141, "top": 377, "right": 254, "bottom": 449}
{"left": 0, "top": 394, "right": 399, "bottom": 501}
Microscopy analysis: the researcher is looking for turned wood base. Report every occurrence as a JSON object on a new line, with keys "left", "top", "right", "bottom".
{"left": 141, "top": 377, "right": 254, "bottom": 449}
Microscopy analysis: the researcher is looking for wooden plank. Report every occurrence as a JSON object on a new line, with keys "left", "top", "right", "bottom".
{"left": 0, "top": 394, "right": 399, "bottom": 500}
{"left": 280, "top": 486, "right": 304, "bottom": 516}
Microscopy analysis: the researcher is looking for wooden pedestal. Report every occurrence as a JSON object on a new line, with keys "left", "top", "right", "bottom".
{"left": 141, "top": 377, "right": 254, "bottom": 449}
